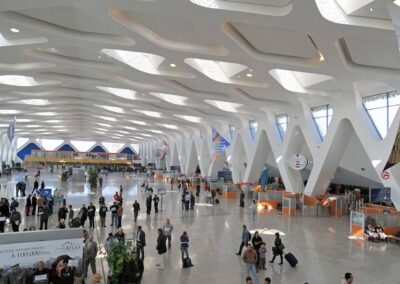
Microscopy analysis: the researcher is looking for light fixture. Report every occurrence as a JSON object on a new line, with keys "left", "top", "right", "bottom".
{"left": 0, "top": 110, "right": 20, "bottom": 114}
{"left": 157, "top": 124, "right": 178, "bottom": 130}
{"left": 126, "top": 120, "right": 146, "bottom": 125}
{"left": 97, "top": 86, "right": 138, "bottom": 100}
{"left": 95, "top": 122, "right": 112, "bottom": 127}
{"left": 98, "top": 56, "right": 102, "bottom": 59}
{"left": 52, "top": 125, "right": 64, "bottom": 128}
{"left": 25, "top": 125, "right": 41, "bottom": 128}
{"left": 45, "top": 120, "right": 62, "bottom": 123}
{"left": 133, "top": 136, "right": 145, "bottom": 140}
{"left": 395, "top": 0, "right": 400, "bottom": 6}
{"left": 16, "top": 119, "right": 33, "bottom": 123}
{"left": 16, "top": 99, "right": 50, "bottom": 106}
{"left": 124, "top": 126, "right": 137, "bottom": 131}
{"left": 204, "top": 99, "right": 242, "bottom": 112}
{"left": 93, "top": 115, "right": 117, "bottom": 122}
{"left": 118, "top": 130, "right": 129, "bottom": 134}
{"left": 94, "top": 105, "right": 124, "bottom": 114}
{"left": 369, "top": 7, "right": 374, "bottom": 12}
{"left": 246, "top": 73, "right": 253, "bottom": 78}
{"left": 149, "top": 92, "right": 188, "bottom": 106}
{"left": 140, "top": 110, "right": 162, "bottom": 118}
{"left": 174, "top": 114, "right": 202, "bottom": 123}
{"left": 0, "top": 124, "right": 9, "bottom": 127}
{"left": 97, "top": 128, "right": 109, "bottom": 132}
{"left": 140, "top": 133, "right": 152, "bottom": 137}
{"left": 149, "top": 129, "right": 163, "bottom": 134}
{"left": 35, "top": 112, "right": 57, "bottom": 116}
{"left": 170, "top": 63, "right": 176, "bottom": 68}
{"left": 10, "top": 28, "right": 20, "bottom": 33}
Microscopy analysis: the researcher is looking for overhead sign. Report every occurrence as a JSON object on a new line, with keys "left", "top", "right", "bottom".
{"left": 370, "top": 187, "right": 391, "bottom": 203}
{"left": 381, "top": 171, "right": 390, "bottom": 180}
{"left": 288, "top": 154, "right": 308, "bottom": 170}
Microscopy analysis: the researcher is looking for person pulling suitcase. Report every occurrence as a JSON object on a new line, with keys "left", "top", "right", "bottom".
{"left": 180, "top": 231, "right": 193, "bottom": 268}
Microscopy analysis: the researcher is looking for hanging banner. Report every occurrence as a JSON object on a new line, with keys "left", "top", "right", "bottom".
{"left": 160, "top": 139, "right": 168, "bottom": 160}
{"left": 212, "top": 128, "right": 230, "bottom": 160}
{"left": 7, "top": 120, "right": 15, "bottom": 142}
{"left": 0, "top": 238, "right": 83, "bottom": 277}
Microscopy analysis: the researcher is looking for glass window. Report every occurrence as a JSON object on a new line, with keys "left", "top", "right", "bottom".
{"left": 71, "top": 140, "right": 96, "bottom": 152}
{"left": 249, "top": 120, "right": 258, "bottom": 141}
{"left": 36, "top": 139, "right": 64, "bottom": 151}
{"left": 276, "top": 114, "right": 289, "bottom": 140}
{"left": 363, "top": 91, "right": 400, "bottom": 139}
{"left": 102, "top": 142, "right": 124, "bottom": 153}
{"left": 16, "top": 137, "right": 29, "bottom": 149}
{"left": 311, "top": 105, "right": 333, "bottom": 140}
{"left": 229, "top": 124, "right": 236, "bottom": 140}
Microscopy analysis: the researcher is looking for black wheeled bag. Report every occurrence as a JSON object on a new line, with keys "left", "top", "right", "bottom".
{"left": 284, "top": 252, "right": 298, "bottom": 267}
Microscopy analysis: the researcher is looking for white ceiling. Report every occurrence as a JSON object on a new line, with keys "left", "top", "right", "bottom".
{"left": 0, "top": 0, "right": 399, "bottom": 143}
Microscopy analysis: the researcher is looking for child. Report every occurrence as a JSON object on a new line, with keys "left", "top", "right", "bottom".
{"left": 259, "top": 242, "right": 267, "bottom": 270}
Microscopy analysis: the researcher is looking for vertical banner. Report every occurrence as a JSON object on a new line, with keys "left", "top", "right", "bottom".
{"left": 160, "top": 139, "right": 168, "bottom": 160}
{"left": 212, "top": 128, "right": 230, "bottom": 160}
{"left": 7, "top": 119, "right": 15, "bottom": 142}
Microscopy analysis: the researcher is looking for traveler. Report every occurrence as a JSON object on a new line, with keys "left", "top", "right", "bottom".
{"left": 0, "top": 211, "right": 5, "bottom": 233}
{"left": 99, "top": 203, "right": 107, "bottom": 227}
{"left": 242, "top": 244, "right": 259, "bottom": 284}
{"left": 57, "top": 219, "right": 66, "bottom": 229}
{"left": 115, "top": 227, "right": 125, "bottom": 242}
{"left": 104, "top": 233, "right": 116, "bottom": 254}
{"left": 83, "top": 235, "right": 98, "bottom": 279}
{"left": 240, "top": 190, "right": 245, "bottom": 207}
{"left": 180, "top": 231, "right": 190, "bottom": 260}
{"left": 117, "top": 205, "right": 123, "bottom": 228}
{"left": 88, "top": 202, "right": 96, "bottom": 228}
{"left": 136, "top": 226, "right": 146, "bottom": 260}
{"left": 10, "top": 198, "right": 19, "bottom": 211}
{"left": 132, "top": 200, "right": 140, "bottom": 222}
{"left": 58, "top": 204, "right": 68, "bottom": 221}
{"left": 162, "top": 218, "right": 174, "bottom": 249}
{"left": 5, "top": 264, "right": 30, "bottom": 284}
{"left": 250, "top": 200, "right": 257, "bottom": 221}
{"left": 269, "top": 232, "right": 284, "bottom": 265}
{"left": 10, "top": 208, "right": 21, "bottom": 232}
{"left": 68, "top": 205, "right": 74, "bottom": 226}
{"left": 50, "top": 255, "right": 76, "bottom": 283}
{"left": 258, "top": 242, "right": 267, "bottom": 271}
{"left": 121, "top": 250, "right": 144, "bottom": 284}
{"left": 32, "top": 261, "right": 50, "bottom": 283}
{"left": 264, "top": 277, "right": 271, "bottom": 284}
{"left": 79, "top": 204, "right": 88, "bottom": 227}
{"left": 110, "top": 202, "right": 118, "bottom": 226}
{"left": 32, "top": 194, "right": 37, "bottom": 216}
{"left": 25, "top": 195, "right": 32, "bottom": 216}
{"left": 146, "top": 195, "right": 152, "bottom": 215}
{"left": 252, "top": 231, "right": 263, "bottom": 270}
{"left": 341, "top": 272, "right": 354, "bottom": 284}
{"left": 236, "top": 225, "right": 251, "bottom": 255}
{"left": 190, "top": 192, "right": 195, "bottom": 210}
{"left": 156, "top": 228, "right": 167, "bottom": 269}
{"left": 153, "top": 194, "right": 160, "bottom": 213}
{"left": 40, "top": 181, "right": 45, "bottom": 190}
{"left": 246, "top": 277, "right": 253, "bottom": 284}
{"left": 40, "top": 205, "right": 50, "bottom": 230}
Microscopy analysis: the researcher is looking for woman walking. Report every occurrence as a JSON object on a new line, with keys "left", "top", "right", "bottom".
{"left": 269, "top": 232, "right": 284, "bottom": 265}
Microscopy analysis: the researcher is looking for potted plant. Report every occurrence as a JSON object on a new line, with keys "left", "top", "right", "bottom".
{"left": 88, "top": 167, "right": 98, "bottom": 188}
{"left": 61, "top": 171, "right": 68, "bottom": 182}
{"left": 106, "top": 241, "right": 131, "bottom": 283}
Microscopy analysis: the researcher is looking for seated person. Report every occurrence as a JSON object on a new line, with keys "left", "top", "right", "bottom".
{"left": 364, "top": 224, "right": 378, "bottom": 241}
{"left": 375, "top": 224, "right": 387, "bottom": 241}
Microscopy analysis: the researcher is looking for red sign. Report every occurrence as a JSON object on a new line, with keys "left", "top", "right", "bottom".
{"left": 381, "top": 171, "right": 390, "bottom": 180}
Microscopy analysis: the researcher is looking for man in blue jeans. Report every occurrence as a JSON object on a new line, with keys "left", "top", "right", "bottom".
{"left": 236, "top": 225, "right": 250, "bottom": 255}
{"left": 242, "top": 244, "right": 259, "bottom": 284}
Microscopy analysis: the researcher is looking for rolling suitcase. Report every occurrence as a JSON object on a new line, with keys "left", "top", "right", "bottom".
{"left": 284, "top": 252, "right": 298, "bottom": 267}
{"left": 183, "top": 257, "right": 193, "bottom": 268}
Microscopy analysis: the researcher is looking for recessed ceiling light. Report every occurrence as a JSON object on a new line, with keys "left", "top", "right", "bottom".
{"left": 46, "top": 120, "right": 62, "bottom": 123}
{"left": 118, "top": 130, "right": 129, "bottom": 134}
{"left": 174, "top": 114, "right": 202, "bottom": 123}
{"left": 98, "top": 56, "right": 102, "bottom": 59}
{"left": 10, "top": 28, "right": 20, "bottom": 33}
{"left": 16, "top": 119, "right": 33, "bottom": 123}
{"left": 133, "top": 136, "right": 144, "bottom": 140}
{"left": 16, "top": 99, "right": 50, "bottom": 106}
{"left": 52, "top": 125, "right": 64, "bottom": 128}
{"left": 249, "top": 69, "right": 253, "bottom": 72}
{"left": 140, "top": 110, "right": 162, "bottom": 118}
{"left": 157, "top": 124, "right": 178, "bottom": 130}
{"left": 97, "top": 128, "right": 109, "bottom": 132}
{"left": 95, "top": 122, "right": 112, "bottom": 127}
{"left": 93, "top": 115, "right": 117, "bottom": 122}
{"left": 0, "top": 124, "right": 9, "bottom": 127}
{"left": 369, "top": 7, "right": 374, "bottom": 12}
{"left": 97, "top": 86, "right": 138, "bottom": 101}
{"left": 35, "top": 112, "right": 57, "bottom": 116}
{"left": 94, "top": 105, "right": 124, "bottom": 114}
{"left": 395, "top": 0, "right": 400, "bottom": 7}
{"left": 124, "top": 126, "right": 137, "bottom": 131}
{"left": 170, "top": 63, "right": 176, "bottom": 68}
{"left": 26, "top": 125, "right": 41, "bottom": 128}
{"left": 246, "top": 73, "right": 253, "bottom": 78}
{"left": 149, "top": 92, "right": 188, "bottom": 106}
{"left": 0, "top": 110, "right": 20, "bottom": 114}
{"left": 126, "top": 120, "right": 146, "bottom": 126}
{"left": 149, "top": 129, "right": 163, "bottom": 134}
{"left": 140, "top": 134, "right": 152, "bottom": 137}
{"left": 205, "top": 99, "right": 242, "bottom": 113}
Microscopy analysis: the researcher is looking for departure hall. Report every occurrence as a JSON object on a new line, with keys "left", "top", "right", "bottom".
{"left": 0, "top": 1, "right": 400, "bottom": 284}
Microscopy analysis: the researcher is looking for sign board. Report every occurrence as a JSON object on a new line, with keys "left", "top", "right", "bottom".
{"left": 370, "top": 187, "right": 391, "bottom": 203}
{"left": 157, "top": 188, "right": 166, "bottom": 195}
{"left": 381, "top": 171, "right": 390, "bottom": 180}
{"left": 0, "top": 238, "right": 83, "bottom": 277}
{"left": 288, "top": 154, "right": 308, "bottom": 170}
{"left": 218, "top": 171, "right": 232, "bottom": 180}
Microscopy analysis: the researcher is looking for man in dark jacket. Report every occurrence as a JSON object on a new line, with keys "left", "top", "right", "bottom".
{"left": 146, "top": 195, "right": 152, "bottom": 215}
{"left": 32, "top": 194, "right": 37, "bottom": 216}
{"left": 31, "top": 260, "right": 50, "bottom": 284}
{"left": 80, "top": 204, "right": 88, "bottom": 227}
{"left": 10, "top": 208, "right": 21, "bottom": 232}
{"left": 136, "top": 226, "right": 146, "bottom": 260}
{"left": 40, "top": 205, "right": 50, "bottom": 230}
{"left": 156, "top": 228, "right": 167, "bottom": 269}
{"left": 58, "top": 205, "right": 68, "bottom": 221}
{"left": 87, "top": 202, "right": 96, "bottom": 228}
{"left": 122, "top": 251, "right": 144, "bottom": 284}
{"left": 99, "top": 203, "right": 107, "bottom": 227}
{"left": 153, "top": 194, "right": 159, "bottom": 213}
{"left": 132, "top": 200, "right": 140, "bottom": 222}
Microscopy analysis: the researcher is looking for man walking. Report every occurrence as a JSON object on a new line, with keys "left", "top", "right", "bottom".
{"left": 10, "top": 208, "right": 21, "bottom": 232}
{"left": 133, "top": 200, "right": 140, "bottom": 222}
{"left": 83, "top": 235, "right": 98, "bottom": 279}
{"left": 99, "top": 203, "right": 107, "bottom": 227}
{"left": 117, "top": 205, "right": 123, "bottom": 228}
{"left": 153, "top": 194, "right": 160, "bottom": 213}
{"left": 39, "top": 205, "right": 50, "bottom": 230}
{"left": 242, "top": 244, "right": 259, "bottom": 284}
{"left": 236, "top": 225, "right": 251, "bottom": 255}
{"left": 136, "top": 226, "right": 146, "bottom": 260}
{"left": 156, "top": 228, "right": 167, "bottom": 269}
{"left": 88, "top": 202, "right": 96, "bottom": 228}
{"left": 162, "top": 218, "right": 174, "bottom": 249}
{"left": 110, "top": 202, "right": 118, "bottom": 226}
{"left": 340, "top": 272, "right": 354, "bottom": 284}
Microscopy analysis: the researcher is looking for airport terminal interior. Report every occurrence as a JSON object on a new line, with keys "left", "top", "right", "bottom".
{"left": 1, "top": 0, "right": 400, "bottom": 283}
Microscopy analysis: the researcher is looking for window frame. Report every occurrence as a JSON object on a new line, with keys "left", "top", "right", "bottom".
{"left": 229, "top": 124, "right": 236, "bottom": 140}
{"left": 249, "top": 120, "right": 258, "bottom": 141}
{"left": 311, "top": 104, "right": 333, "bottom": 140}
{"left": 275, "top": 114, "right": 289, "bottom": 140}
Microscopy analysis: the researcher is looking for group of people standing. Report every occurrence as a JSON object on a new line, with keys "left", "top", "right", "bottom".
{"left": 237, "top": 225, "right": 285, "bottom": 284}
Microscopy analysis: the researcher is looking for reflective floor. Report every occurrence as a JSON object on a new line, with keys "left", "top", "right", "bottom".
{"left": 1, "top": 169, "right": 400, "bottom": 284}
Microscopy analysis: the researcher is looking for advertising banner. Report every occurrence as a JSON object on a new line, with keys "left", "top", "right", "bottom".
{"left": 0, "top": 237, "right": 83, "bottom": 277}
{"left": 212, "top": 128, "right": 230, "bottom": 160}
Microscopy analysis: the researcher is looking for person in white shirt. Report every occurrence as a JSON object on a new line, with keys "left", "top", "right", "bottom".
{"left": 162, "top": 218, "right": 174, "bottom": 249}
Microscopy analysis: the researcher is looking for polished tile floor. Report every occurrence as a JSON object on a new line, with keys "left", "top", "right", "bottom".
{"left": 1, "top": 169, "right": 400, "bottom": 284}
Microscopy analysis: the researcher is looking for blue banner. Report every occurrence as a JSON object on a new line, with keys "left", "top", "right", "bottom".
{"left": 7, "top": 120, "right": 15, "bottom": 142}
{"left": 212, "top": 128, "right": 230, "bottom": 159}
